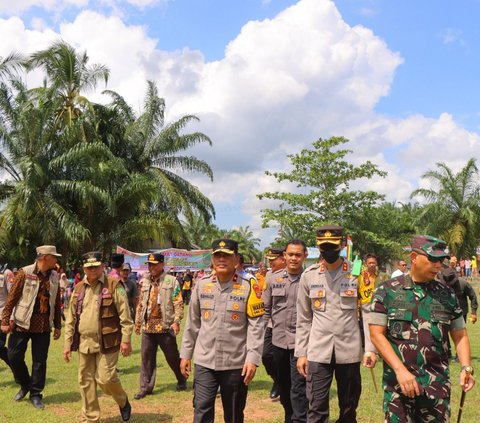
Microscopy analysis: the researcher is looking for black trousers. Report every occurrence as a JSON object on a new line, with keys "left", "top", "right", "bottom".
{"left": 306, "top": 359, "right": 361, "bottom": 423}
{"left": 193, "top": 364, "right": 248, "bottom": 423}
{"left": 262, "top": 327, "right": 277, "bottom": 383}
{"left": 139, "top": 332, "right": 184, "bottom": 393}
{"left": 273, "top": 346, "right": 307, "bottom": 423}
{"left": 8, "top": 331, "right": 51, "bottom": 397}
{"left": 0, "top": 332, "right": 10, "bottom": 367}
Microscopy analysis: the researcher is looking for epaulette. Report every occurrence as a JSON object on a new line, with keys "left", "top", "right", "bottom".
{"left": 304, "top": 263, "right": 320, "bottom": 273}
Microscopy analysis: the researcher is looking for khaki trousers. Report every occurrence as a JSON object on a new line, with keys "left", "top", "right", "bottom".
{"left": 78, "top": 351, "right": 127, "bottom": 422}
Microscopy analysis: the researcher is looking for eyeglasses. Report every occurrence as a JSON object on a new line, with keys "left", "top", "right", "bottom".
{"left": 399, "top": 264, "right": 407, "bottom": 267}
{"left": 415, "top": 252, "right": 445, "bottom": 263}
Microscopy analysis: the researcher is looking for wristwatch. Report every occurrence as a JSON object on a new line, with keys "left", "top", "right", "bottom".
{"left": 461, "top": 365, "right": 474, "bottom": 375}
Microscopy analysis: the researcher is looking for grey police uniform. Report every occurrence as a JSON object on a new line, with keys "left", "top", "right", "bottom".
{"left": 263, "top": 268, "right": 307, "bottom": 423}
{"left": 180, "top": 271, "right": 265, "bottom": 423}
{"left": 295, "top": 260, "right": 376, "bottom": 423}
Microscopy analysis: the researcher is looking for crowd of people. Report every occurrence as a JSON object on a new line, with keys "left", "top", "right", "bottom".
{"left": 0, "top": 229, "right": 477, "bottom": 423}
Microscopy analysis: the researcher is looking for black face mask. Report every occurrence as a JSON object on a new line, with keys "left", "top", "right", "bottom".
{"left": 321, "top": 250, "right": 340, "bottom": 264}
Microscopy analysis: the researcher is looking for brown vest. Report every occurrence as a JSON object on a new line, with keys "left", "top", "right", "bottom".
{"left": 70, "top": 276, "right": 123, "bottom": 354}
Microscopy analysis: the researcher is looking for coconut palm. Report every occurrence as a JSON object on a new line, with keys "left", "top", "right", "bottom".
{"left": 99, "top": 81, "right": 215, "bottom": 246}
{"left": 229, "top": 226, "right": 262, "bottom": 263}
{"left": 26, "top": 41, "right": 109, "bottom": 127}
{"left": 411, "top": 159, "right": 480, "bottom": 256}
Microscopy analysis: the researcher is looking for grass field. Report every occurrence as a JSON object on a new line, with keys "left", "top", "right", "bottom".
{"left": 1, "top": 285, "right": 480, "bottom": 422}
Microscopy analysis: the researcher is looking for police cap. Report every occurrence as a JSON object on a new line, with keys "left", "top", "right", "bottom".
{"left": 146, "top": 253, "right": 164, "bottom": 264}
{"left": 212, "top": 239, "right": 238, "bottom": 255}
{"left": 316, "top": 225, "right": 343, "bottom": 246}
{"left": 265, "top": 247, "right": 285, "bottom": 260}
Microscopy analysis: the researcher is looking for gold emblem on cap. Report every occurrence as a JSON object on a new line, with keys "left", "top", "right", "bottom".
{"left": 325, "top": 230, "right": 332, "bottom": 237}
{"left": 219, "top": 241, "right": 226, "bottom": 248}
{"left": 148, "top": 254, "right": 155, "bottom": 261}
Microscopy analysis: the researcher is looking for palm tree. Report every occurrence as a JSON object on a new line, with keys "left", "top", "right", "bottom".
{"left": 99, "top": 81, "right": 215, "bottom": 247}
{"left": 26, "top": 41, "right": 109, "bottom": 127}
{"left": 229, "top": 226, "right": 262, "bottom": 263}
{"left": 411, "top": 159, "right": 480, "bottom": 256}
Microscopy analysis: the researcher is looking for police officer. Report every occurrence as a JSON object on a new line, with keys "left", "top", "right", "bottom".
{"left": 180, "top": 239, "right": 265, "bottom": 423}
{"left": 264, "top": 239, "right": 308, "bottom": 423}
{"left": 295, "top": 226, "right": 377, "bottom": 423}
{"left": 63, "top": 252, "right": 133, "bottom": 422}
{"left": 1, "top": 245, "right": 62, "bottom": 409}
{"left": 134, "top": 252, "right": 186, "bottom": 399}
{"left": 369, "top": 235, "right": 475, "bottom": 422}
{"left": 262, "top": 247, "right": 286, "bottom": 401}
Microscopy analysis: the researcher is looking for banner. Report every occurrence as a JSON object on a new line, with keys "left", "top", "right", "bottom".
{"left": 116, "top": 246, "right": 212, "bottom": 272}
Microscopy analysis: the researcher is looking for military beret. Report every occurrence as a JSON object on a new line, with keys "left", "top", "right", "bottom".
{"left": 316, "top": 225, "right": 343, "bottom": 246}
{"left": 212, "top": 239, "right": 238, "bottom": 255}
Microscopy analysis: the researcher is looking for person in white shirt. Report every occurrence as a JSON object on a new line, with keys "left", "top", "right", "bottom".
{"left": 391, "top": 260, "right": 407, "bottom": 278}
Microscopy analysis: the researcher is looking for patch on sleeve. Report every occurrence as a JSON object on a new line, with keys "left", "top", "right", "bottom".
{"left": 246, "top": 278, "right": 265, "bottom": 318}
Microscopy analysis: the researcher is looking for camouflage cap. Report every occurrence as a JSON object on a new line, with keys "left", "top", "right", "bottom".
{"left": 212, "top": 239, "right": 238, "bottom": 255}
{"left": 412, "top": 235, "right": 450, "bottom": 259}
{"left": 82, "top": 251, "right": 103, "bottom": 268}
{"left": 316, "top": 225, "right": 343, "bottom": 246}
{"left": 265, "top": 247, "right": 285, "bottom": 260}
{"left": 146, "top": 253, "right": 164, "bottom": 264}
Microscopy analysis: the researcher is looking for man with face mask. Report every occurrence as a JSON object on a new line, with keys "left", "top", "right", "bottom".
{"left": 439, "top": 268, "right": 477, "bottom": 323}
{"left": 295, "top": 225, "right": 377, "bottom": 423}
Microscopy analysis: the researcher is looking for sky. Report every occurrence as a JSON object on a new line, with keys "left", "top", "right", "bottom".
{"left": 1, "top": 0, "right": 480, "bottom": 247}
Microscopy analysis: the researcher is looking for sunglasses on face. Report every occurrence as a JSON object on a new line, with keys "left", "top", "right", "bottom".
{"left": 416, "top": 252, "right": 445, "bottom": 263}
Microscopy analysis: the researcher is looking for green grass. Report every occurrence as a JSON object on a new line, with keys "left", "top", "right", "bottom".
{"left": 1, "top": 292, "right": 480, "bottom": 422}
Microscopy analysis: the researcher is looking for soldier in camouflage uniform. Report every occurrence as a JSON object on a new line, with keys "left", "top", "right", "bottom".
{"left": 369, "top": 235, "right": 475, "bottom": 422}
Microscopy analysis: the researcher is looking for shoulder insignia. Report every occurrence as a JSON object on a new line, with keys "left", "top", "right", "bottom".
{"left": 342, "top": 262, "right": 348, "bottom": 271}
{"left": 246, "top": 277, "right": 265, "bottom": 318}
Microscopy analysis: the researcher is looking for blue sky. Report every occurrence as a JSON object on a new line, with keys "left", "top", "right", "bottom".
{"left": 1, "top": 0, "right": 479, "bottom": 246}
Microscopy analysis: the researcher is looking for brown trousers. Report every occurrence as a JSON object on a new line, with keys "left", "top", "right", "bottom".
{"left": 139, "top": 332, "right": 184, "bottom": 393}
{"left": 78, "top": 351, "right": 127, "bottom": 422}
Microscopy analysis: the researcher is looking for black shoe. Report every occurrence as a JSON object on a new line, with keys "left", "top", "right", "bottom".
{"left": 119, "top": 397, "right": 131, "bottom": 421}
{"left": 176, "top": 380, "right": 187, "bottom": 391}
{"left": 134, "top": 392, "right": 147, "bottom": 400}
{"left": 270, "top": 383, "right": 280, "bottom": 401}
{"left": 30, "top": 396, "right": 44, "bottom": 409}
{"left": 14, "top": 387, "right": 29, "bottom": 401}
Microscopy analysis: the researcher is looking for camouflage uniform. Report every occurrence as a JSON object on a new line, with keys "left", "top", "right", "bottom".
{"left": 370, "top": 275, "right": 465, "bottom": 422}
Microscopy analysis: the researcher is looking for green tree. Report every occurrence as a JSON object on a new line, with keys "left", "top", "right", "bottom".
{"left": 98, "top": 81, "right": 215, "bottom": 248}
{"left": 411, "top": 159, "right": 480, "bottom": 256}
{"left": 258, "top": 136, "right": 387, "bottom": 245}
{"left": 181, "top": 214, "right": 224, "bottom": 249}
{"left": 26, "top": 41, "right": 109, "bottom": 127}
{"left": 228, "top": 226, "right": 262, "bottom": 263}
{"left": 346, "top": 202, "right": 419, "bottom": 266}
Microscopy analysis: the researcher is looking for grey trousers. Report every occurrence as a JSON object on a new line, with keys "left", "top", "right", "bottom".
{"left": 138, "top": 332, "right": 184, "bottom": 394}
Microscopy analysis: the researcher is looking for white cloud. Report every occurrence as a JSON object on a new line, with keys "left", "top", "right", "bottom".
{"left": 440, "top": 28, "right": 466, "bottom": 47}
{"left": 0, "top": 0, "right": 88, "bottom": 15}
{"left": 1, "top": 0, "right": 480, "bottom": 247}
